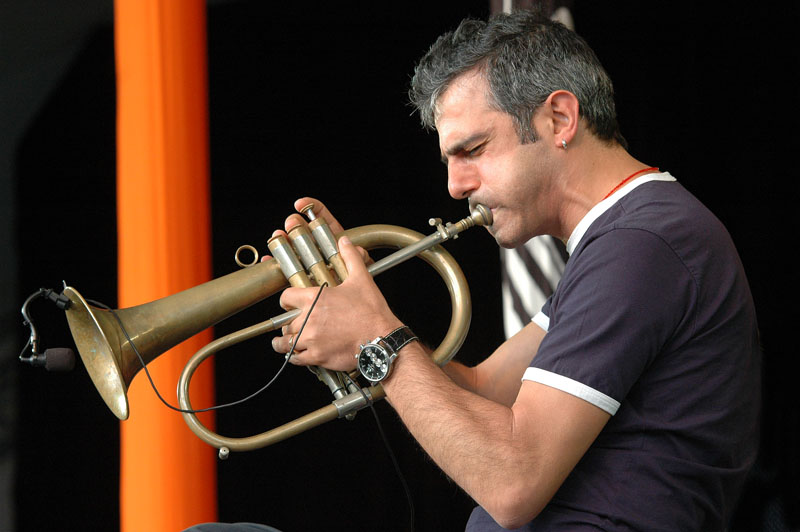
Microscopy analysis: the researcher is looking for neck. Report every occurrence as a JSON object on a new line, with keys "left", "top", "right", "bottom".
{"left": 553, "top": 142, "right": 654, "bottom": 241}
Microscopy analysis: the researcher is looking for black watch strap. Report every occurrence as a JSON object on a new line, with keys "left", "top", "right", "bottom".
{"left": 382, "top": 326, "right": 419, "bottom": 353}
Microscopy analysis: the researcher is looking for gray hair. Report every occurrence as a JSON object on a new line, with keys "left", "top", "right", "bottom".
{"left": 409, "top": 10, "right": 627, "bottom": 148}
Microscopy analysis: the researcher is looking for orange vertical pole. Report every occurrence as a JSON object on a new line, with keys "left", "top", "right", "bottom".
{"left": 114, "top": 1, "right": 217, "bottom": 531}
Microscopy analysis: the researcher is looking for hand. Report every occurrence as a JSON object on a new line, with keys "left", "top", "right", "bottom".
{"left": 270, "top": 198, "right": 399, "bottom": 370}
{"left": 272, "top": 235, "right": 403, "bottom": 370}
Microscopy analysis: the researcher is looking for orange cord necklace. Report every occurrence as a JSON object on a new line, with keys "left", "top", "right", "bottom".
{"left": 602, "top": 167, "right": 659, "bottom": 200}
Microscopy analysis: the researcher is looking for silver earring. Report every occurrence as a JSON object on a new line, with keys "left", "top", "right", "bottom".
{"left": 561, "top": 139, "right": 568, "bottom": 150}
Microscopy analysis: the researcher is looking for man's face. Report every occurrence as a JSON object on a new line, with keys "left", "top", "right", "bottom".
{"left": 435, "top": 70, "right": 556, "bottom": 248}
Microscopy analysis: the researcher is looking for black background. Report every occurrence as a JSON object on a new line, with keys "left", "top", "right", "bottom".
{"left": 11, "top": 1, "right": 798, "bottom": 531}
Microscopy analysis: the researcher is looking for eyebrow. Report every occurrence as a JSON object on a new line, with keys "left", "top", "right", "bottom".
{"left": 440, "top": 132, "right": 489, "bottom": 165}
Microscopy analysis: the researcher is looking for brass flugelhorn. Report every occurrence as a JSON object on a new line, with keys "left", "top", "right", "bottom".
{"left": 61, "top": 204, "right": 491, "bottom": 456}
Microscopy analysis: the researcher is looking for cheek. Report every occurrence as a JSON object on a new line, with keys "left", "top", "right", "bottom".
{"left": 494, "top": 165, "right": 530, "bottom": 203}
{"left": 478, "top": 150, "right": 536, "bottom": 205}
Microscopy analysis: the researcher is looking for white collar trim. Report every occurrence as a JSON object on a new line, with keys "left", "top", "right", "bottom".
{"left": 565, "top": 172, "right": 676, "bottom": 255}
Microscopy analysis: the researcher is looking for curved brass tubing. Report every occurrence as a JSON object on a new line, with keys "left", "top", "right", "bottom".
{"left": 176, "top": 224, "right": 472, "bottom": 454}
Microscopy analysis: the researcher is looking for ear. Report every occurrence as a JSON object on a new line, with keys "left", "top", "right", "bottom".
{"left": 545, "top": 90, "right": 579, "bottom": 148}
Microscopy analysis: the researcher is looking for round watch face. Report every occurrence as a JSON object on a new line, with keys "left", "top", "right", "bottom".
{"left": 357, "top": 344, "right": 390, "bottom": 382}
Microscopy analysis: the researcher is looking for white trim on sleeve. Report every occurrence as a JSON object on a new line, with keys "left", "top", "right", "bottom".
{"left": 532, "top": 311, "right": 550, "bottom": 332}
{"left": 522, "top": 367, "right": 621, "bottom": 415}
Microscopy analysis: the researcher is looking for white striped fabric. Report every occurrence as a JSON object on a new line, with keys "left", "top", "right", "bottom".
{"left": 500, "top": 236, "right": 567, "bottom": 338}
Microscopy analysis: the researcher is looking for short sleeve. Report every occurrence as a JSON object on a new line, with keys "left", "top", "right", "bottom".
{"left": 523, "top": 228, "right": 696, "bottom": 414}
{"left": 532, "top": 296, "right": 552, "bottom": 331}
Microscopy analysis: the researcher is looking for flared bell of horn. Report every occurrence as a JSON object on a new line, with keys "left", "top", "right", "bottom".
{"left": 62, "top": 257, "right": 290, "bottom": 420}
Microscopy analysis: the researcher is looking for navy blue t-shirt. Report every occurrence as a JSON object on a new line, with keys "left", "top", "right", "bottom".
{"left": 467, "top": 174, "right": 760, "bottom": 531}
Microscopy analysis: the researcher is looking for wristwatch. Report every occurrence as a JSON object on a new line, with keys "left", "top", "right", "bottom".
{"left": 355, "top": 325, "right": 419, "bottom": 383}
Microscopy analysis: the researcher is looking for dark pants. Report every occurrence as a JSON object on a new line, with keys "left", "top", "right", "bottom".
{"left": 183, "top": 523, "right": 282, "bottom": 532}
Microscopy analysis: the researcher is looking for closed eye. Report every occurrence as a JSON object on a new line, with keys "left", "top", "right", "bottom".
{"left": 467, "top": 144, "right": 484, "bottom": 156}
{"left": 440, "top": 132, "right": 490, "bottom": 165}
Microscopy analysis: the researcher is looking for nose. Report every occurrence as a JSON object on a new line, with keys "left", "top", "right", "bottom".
{"left": 447, "top": 163, "right": 480, "bottom": 200}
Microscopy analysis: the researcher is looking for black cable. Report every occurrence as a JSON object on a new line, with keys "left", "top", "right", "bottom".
{"left": 84, "top": 282, "right": 326, "bottom": 415}
{"left": 342, "top": 371, "right": 415, "bottom": 532}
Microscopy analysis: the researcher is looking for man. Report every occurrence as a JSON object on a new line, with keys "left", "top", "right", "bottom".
{"left": 274, "top": 10, "right": 760, "bottom": 531}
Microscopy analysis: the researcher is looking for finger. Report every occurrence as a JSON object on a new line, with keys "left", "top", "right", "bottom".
{"left": 282, "top": 335, "right": 310, "bottom": 365}
{"left": 284, "top": 351, "right": 305, "bottom": 365}
{"left": 357, "top": 245, "right": 373, "bottom": 266}
{"left": 271, "top": 333, "right": 292, "bottom": 354}
{"left": 279, "top": 287, "right": 295, "bottom": 311}
{"left": 283, "top": 213, "right": 307, "bottom": 234}
{"left": 294, "top": 197, "right": 345, "bottom": 234}
{"left": 338, "top": 236, "right": 370, "bottom": 279}
{"left": 265, "top": 230, "right": 288, "bottom": 265}
{"left": 279, "top": 323, "right": 301, "bottom": 342}
{"left": 279, "top": 286, "right": 313, "bottom": 313}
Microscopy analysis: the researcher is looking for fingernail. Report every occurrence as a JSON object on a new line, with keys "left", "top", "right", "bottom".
{"left": 340, "top": 236, "right": 351, "bottom": 246}
{"left": 271, "top": 338, "right": 279, "bottom": 352}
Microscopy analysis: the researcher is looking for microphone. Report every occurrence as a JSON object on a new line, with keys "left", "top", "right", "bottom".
{"left": 21, "top": 348, "right": 76, "bottom": 372}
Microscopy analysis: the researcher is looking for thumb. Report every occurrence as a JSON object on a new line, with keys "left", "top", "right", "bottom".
{"left": 338, "top": 236, "right": 368, "bottom": 278}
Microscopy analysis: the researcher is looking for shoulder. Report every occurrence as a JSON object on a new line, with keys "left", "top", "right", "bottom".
{"left": 573, "top": 180, "right": 737, "bottom": 282}
{"left": 564, "top": 224, "right": 696, "bottom": 300}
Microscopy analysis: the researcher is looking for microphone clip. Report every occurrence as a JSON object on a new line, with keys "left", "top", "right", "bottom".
{"left": 19, "top": 286, "right": 76, "bottom": 372}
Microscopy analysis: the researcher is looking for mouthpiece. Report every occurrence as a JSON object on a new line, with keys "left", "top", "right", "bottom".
{"left": 470, "top": 204, "right": 492, "bottom": 227}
